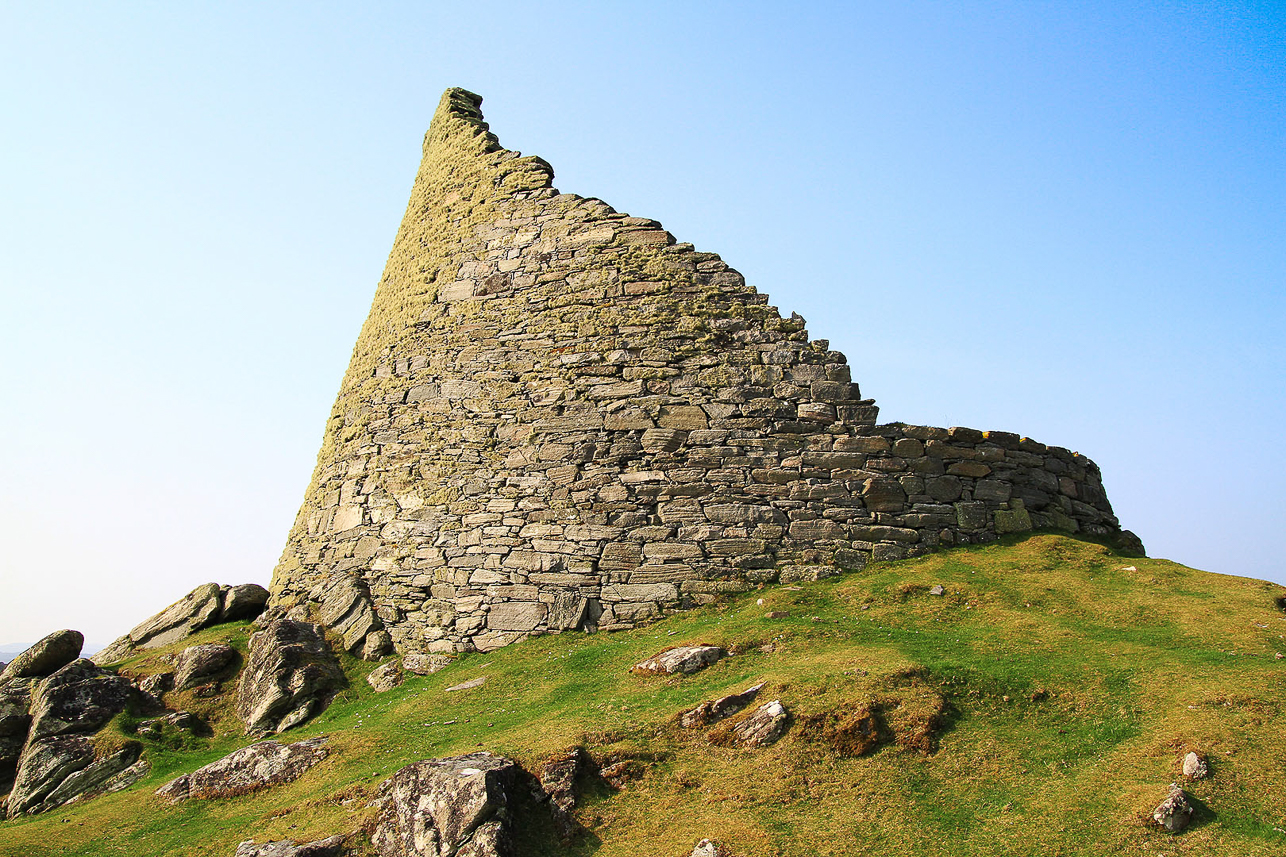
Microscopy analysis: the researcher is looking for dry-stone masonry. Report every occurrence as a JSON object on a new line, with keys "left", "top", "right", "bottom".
{"left": 270, "top": 88, "right": 1139, "bottom": 657}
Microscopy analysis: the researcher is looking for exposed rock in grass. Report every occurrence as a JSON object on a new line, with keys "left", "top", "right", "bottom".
{"left": 403, "top": 653, "right": 454, "bottom": 675}
{"left": 236, "top": 620, "right": 344, "bottom": 736}
{"left": 233, "top": 834, "right": 346, "bottom": 856}
{"left": 539, "top": 746, "right": 594, "bottom": 842}
{"left": 1183, "top": 751, "right": 1209, "bottom": 780}
{"left": 174, "top": 643, "right": 238, "bottom": 691}
{"left": 445, "top": 676, "right": 486, "bottom": 692}
{"left": 138, "top": 672, "right": 174, "bottom": 697}
{"left": 367, "top": 661, "right": 404, "bottom": 693}
{"left": 598, "top": 758, "right": 645, "bottom": 789}
{"left": 93, "top": 583, "right": 269, "bottom": 665}
{"left": 0, "top": 630, "right": 83, "bottom": 684}
{"left": 6, "top": 734, "right": 145, "bottom": 816}
{"left": 155, "top": 736, "right": 329, "bottom": 803}
{"left": 928, "top": 584, "right": 946, "bottom": 596}
{"left": 709, "top": 700, "right": 790, "bottom": 748}
{"left": 27, "top": 659, "right": 132, "bottom": 742}
{"left": 371, "top": 752, "right": 519, "bottom": 857}
{"left": 631, "top": 645, "right": 726, "bottom": 676}
{"left": 137, "top": 710, "right": 206, "bottom": 739}
{"left": 1152, "top": 783, "right": 1195, "bottom": 832}
{"left": 678, "top": 683, "right": 765, "bottom": 729}
{"left": 690, "top": 840, "right": 732, "bottom": 857}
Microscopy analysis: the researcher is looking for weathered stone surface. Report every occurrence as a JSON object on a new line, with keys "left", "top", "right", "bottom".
{"left": 372, "top": 753, "right": 519, "bottom": 857}
{"left": 690, "top": 840, "right": 731, "bottom": 857}
{"left": 138, "top": 671, "right": 174, "bottom": 697}
{"left": 0, "top": 678, "right": 33, "bottom": 775}
{"left": 27, "top": 659, "right": 132, "bottom": 742}
{"left": 130, "top": 583, "right": 224, "bottom": 649}
{"left": 0, "top": 630, "right": 83, "bottom": 684}
{"left": 403, "top": 653, "right": 454, "bottom": 675}
{"left": 174, "top": 643, "right": 238, "bottom": 691}
{"left": 1152, "top": 783, "right": 1195, "bottom": 832}
{"left": 1182, "top": 751, "right": 1209, "bottom": 780}
{"left": 5, "top": 734, "right": 145, "bottom": 817}
{"left": 540, "top": 746, "right": 591, "bottom": 842}
{"left": 367, "top": 661, "right": 404, "bottom": 692}
{"left": 311, "top": 574, "right": 390, "bottom": 661}
{"left": 266, "top": 88, "right": 1134, "bottom": 660}
{"left": 156, "top": 736, "right": 329, "bottom": 803}
{"left": 221, "top": 584, "right": 271, "bottom": 622}
{"left": 724, "top": 700, "right": 790, "bottom": 747}
{"left": 236, "top": 620, "right": 344, "bottom": 736}
{"left": 445, "top": 676, "right": 486, "bottom": 693}
{"left": 137, "top": 710, "right": 206, "bottom": 738}
{"left": 631, "top": 646, "right": 726, "bottom": 676}
{"left": 928, "top": 585, "right": 946, "bottom": 597}
{"left": 234, "top": 836, "right": 347, "bottom": 857}
{"left": 679, "top": 683, "right": 765, "bottom": 729}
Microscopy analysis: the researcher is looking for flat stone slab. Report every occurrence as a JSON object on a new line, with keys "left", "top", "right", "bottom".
{"left": 445, "top": 676, "right": 486, "bottom": 692}
{"left": 155, "top": 736, "right": 329, "bottom": 803}
{"left": 631, "top": 646, "right": 726, "bottom": 676}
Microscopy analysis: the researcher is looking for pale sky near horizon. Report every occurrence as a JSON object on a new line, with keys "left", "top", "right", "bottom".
{"left": 1, "top": 2, "right": 1283, "bottom": 645}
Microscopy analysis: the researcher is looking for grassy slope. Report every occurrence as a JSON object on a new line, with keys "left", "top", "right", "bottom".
{"left": 2, "top": 535, "right": 1285, "bottom": 857}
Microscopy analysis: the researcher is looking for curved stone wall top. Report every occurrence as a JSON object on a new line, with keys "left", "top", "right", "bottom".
{"left": 270, "top": 88, "right": 1132, "bottom": 656}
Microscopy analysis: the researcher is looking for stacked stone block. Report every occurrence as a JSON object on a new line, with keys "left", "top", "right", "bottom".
{"left": 270, "top": 88, "right": 1132, "bottom": 655}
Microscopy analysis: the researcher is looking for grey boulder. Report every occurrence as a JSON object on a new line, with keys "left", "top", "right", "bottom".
{"left": 679, "top": 683, "right": 765, "bottom": 729}
{"left": 234, "top": 836, "right": 346, "bottom": 856}
{"left": 93, "top": 582, "right": 270, "bottom": 665}
{"left": 724, "top": 700, "right": 790, "bottom": 748}
{"left": 221, "top": 584, "right": 271, "bottom": 622}
{"left": 27, "top": 659, "right": 132, "bottom": 743}
{"left": 1153, "top": 783, "right": 1195, "bottom": 832}
{"left": 1182, "top": 751, "right": 1209, "bottom": 780}
{"left": 367, "top": 661, "right": 404, "bottom": 693}
{"left": 0, "top": 630, "right": 84, "bottom": 684}
{"left": 631, "top": 645, "right": 726, "bottom": 676}
{"left": 372, "top": 753, "right": 519, "bottom": 857}
{"left": 156, "top": 735, "right": 329, "bottom": 803}
{"left": 0, "top": 678, "right": 33, "bottom": 778}
{"left": 174, "top": 643, "right": 238, "bottom": 690}
{"left": 236, "top": 620, "right": 344, "bottom": 736}
{"left": 6, "top": 735, "right": 146, "bottom": 817}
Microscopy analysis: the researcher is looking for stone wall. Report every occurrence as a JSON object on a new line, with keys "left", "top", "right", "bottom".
{"left": 270, "top": 88, "right": 1135, "bottom": 655}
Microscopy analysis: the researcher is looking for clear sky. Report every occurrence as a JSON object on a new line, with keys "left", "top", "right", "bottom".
{"left": 1, "top": 2, "right": 1282, "bottom": 646}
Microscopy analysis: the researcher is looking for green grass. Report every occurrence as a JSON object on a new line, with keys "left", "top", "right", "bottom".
{"left": 3, "top": 534, "right": 1285, "bottom": 856}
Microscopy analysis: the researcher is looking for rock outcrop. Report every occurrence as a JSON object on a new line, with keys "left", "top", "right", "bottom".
{"left": 0, "top": 630, "right": 83, "bottom": 684}
{"left": 371, "top": 753, "right": 519, "bottom": 857}
{"left": 234, "top": 837, "right": 347, "bottom": 857}
{"left": 1153, "top": 783, "right": 1195, "bottom": 832}
{"left": 632, "top": 646, "right": 726, "bottom": 676}
{"left": 268, "top": 87, "right": 1137, "bottom": 660}
{"left": 93, "top": 583, "right": 270, "bottom": 665}
{"left": 678, "top": 683, "right": 765, "bottom": 729}
{"left": 174, "top": 643, "right": 238, "bottom": 691}
{"left": 714, "top": 700, "right": 791, "bottom": 748}
{"left": 4, "top": 659, "right": 143, "bottom": 817}
{"left": 156, "top": 736, "right": 329, "bottom": 803}
{"left": 236, "top": 620, "right": 344, "bottom": 735}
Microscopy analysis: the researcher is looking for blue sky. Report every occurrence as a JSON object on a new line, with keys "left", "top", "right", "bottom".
{"left": 1, "top": 2, "right": 1282, "bottom": 644}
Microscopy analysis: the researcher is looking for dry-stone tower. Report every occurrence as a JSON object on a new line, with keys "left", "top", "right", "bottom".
{"left": 271, "top": 88, "right": 1136, "bottom": 658}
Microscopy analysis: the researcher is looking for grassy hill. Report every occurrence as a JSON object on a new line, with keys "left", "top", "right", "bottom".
{"left": 2, "top": 534, "right": 1284, "bottom": 856}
